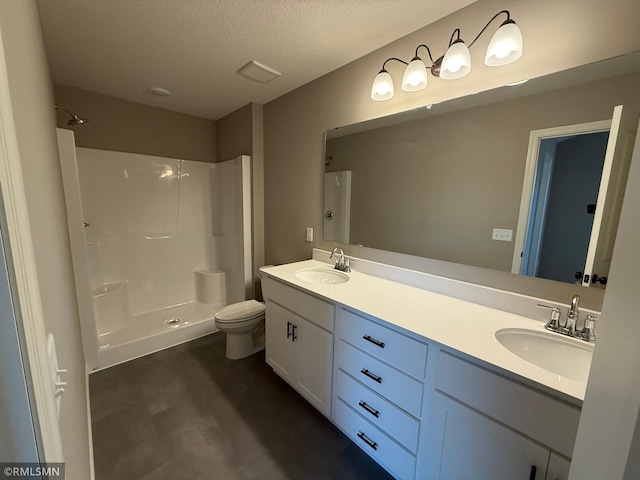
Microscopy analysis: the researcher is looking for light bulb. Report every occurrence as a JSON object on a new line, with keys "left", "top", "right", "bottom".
{"left": 440, "top": 40, "right": 471, "bottom": 80}
{"left": 402, "top": 58, "right": 428, "bottom": 92}
{"left": 371, "top": 70, "right": 394, "bottom": 101}
{"left": 485, "top": 20, "right": 523, "bottom": 67}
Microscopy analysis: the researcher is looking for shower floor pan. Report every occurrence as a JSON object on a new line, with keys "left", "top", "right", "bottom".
{"left": 97, "top": 300, "right": 224, "bottom": 369}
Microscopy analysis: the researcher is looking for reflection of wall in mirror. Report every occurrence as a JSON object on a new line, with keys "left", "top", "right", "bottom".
{"left": 325, "top": 71, "right": 640, "bottom": 273}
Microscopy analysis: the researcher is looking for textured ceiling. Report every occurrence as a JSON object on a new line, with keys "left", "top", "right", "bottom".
{"left": 37, "top": 0, "right": 476, "bottom": 120}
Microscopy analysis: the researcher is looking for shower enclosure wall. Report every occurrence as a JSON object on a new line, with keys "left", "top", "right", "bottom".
{"left": 57, "top": 129, "right": 252, "bottom": 369}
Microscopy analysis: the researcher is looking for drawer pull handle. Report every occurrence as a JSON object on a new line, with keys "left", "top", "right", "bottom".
{"left": 357, "top": 431, "right": 378, "bottom": 450}
{"left": 292, "top": 324, "right": 298, "bottom": 341}
{"left": 358, "top": 400, "right": 380, "bottom": 418}
{"left": 360, "top": 368, "right": 382, "bottom": 384}
{"left": 363, "top": 335, "right": 385, "bottom": 348}
{"left": 286, "top": 321, "right": 292, "bottom": 339}
{"left": 529, "top": 465, "right": 537, "bottom": 480}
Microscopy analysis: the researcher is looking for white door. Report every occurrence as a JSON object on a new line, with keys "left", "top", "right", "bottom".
{"left": 264, "top": 302, "right": 295, "bottom": 383}
{"left": 323, "top": 171, "right": 352, "bottom": 243}
{"left": 546, "top": 452, "right": 571, "bottom": 480}
{"left": 582, "top": 105, "right": 636, "bottom": 288}
{"left": 427, "top": 393, "right": 550, "bottom": 480}
{"left": 294, "top": 316, "right": 333, "bottom": 416}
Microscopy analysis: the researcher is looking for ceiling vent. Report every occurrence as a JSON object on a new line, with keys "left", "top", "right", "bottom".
{"left": 237, "top": 60, "right": 281, "bottom": 83}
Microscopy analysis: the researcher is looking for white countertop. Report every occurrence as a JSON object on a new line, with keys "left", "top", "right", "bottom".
{"left": 260, "top": 259, "right": 590, "bottom": 403}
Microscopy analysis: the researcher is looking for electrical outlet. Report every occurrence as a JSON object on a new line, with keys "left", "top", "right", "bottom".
{"left": 492, "top": 228, "right": 513, "bottom": 242}
{"left": 306, "top": 227, "right": 313, "bottom": 242}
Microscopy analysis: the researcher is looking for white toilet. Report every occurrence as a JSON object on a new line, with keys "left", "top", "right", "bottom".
{"left": 214, "top": 299, "right": 266, "bottom": 360}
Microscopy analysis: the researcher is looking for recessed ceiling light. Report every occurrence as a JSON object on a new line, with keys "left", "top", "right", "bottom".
{"left": 237, "top": 60, "right": 281, "bottom": 83}
{"left": 150, "top": 87, "right": 171, "bottom": 97}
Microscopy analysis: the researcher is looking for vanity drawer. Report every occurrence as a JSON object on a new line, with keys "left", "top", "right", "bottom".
{"left": 334, "top": 398, "right": 416, "bottom": 480}
{"left": 337, "top": 308, "right": 427, "bottom": 379}
{"left": 261, "top": 276, "right": 334, "bottom": 331}
{"left": 335, "top": 369, "right": 420, "bottom": 453}
{"left": 337, "top": 340, "right": 423, "bottom": 417}
{"left": 436, "top": 351, "right": 581, "bottom": 458}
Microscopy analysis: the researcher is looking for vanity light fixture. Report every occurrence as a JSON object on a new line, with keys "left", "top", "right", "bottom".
{"left": 371, "top": 10, "right": 523, "bottom": 101}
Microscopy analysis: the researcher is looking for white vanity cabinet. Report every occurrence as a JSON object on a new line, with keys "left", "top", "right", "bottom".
{"left": 260, "top": 261, "right": 583, "bottom": 480}
{"left": 262, "top": 276, "right": 334, "bottom": 416}
{"left": 333, "top": 307, "right": 429, "bottom": 480}
{"left": 426, "top": 351, "right": 578, "bottom": 480}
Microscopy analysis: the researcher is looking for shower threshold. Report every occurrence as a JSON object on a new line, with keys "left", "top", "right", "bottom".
{"left": 97, "top": 301, "right": 224, "bottom": 369}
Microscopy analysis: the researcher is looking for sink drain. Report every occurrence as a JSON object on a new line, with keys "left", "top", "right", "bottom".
{"left": 165, "top": 317, "right": 181, "bottom": 325}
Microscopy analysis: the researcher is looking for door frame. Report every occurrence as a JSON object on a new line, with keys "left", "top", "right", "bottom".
{"left": 511, "top": 119, "right": 612, "bottom": 276}
{"left": 0, "top": 27, "right": 64, "bottom": 460}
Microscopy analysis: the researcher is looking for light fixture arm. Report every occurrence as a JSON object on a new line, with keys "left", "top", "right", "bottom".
{"left": 381, "top": 57, "right": 409, "bottom": 71}
{"left": 448, "top": 28, "right": 462, "bottom": 47}
{"left": 415, "top": 44, "right": 435, "bottom": 64}
{"left": 468, "top": 9, "right": 511, "bottom": 48}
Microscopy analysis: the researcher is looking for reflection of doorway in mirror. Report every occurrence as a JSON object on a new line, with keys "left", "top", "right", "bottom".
{"left": 323, "top": 171, "right": 352, "bottom": 244}
{"left": 522, "top": 132, "right": 609, "bottom": 283}
{"left": 513, "top": 105, "right": 631, "bottom": 288}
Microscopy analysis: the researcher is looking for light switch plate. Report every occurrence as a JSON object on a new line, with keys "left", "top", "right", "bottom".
{"left": 492, "top": 228, "right": 513, "bottom": 242}
{"left": 306, "top": 227, "right": 313, "bottom": 242}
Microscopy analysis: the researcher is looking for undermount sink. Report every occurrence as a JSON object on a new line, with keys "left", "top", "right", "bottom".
{"left": 495, "top": 328, "right": 593, "bottom": 383}
{"left": 294, "top": 267, "right": 350, "bottom": 285}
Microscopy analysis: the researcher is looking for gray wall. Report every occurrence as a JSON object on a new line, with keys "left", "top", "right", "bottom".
{"left": 326, "top": 76, "right": 637, "bottom": 273}
{"left": 216, "top": 103, "right": 266, "bottom": 297}
{"left": 0, "top": 1, "right": 91, "bottom": 477}
{"left": 263, "top": 0, "right": 640, "bottom": 310}
{"left": 569, "top": 126, "right": 640, "bottom": 479}
{"left": 54, "top": 84, "right": 217, "bottom": 162}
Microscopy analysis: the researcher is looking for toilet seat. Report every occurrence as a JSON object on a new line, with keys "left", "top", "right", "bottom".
{"left": 215, "top": 299, "right": 265, "bottom": 324}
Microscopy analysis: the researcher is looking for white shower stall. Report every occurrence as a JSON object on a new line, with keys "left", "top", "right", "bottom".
{"left": 57, "top": 129, "right": 252, "bottom": 369}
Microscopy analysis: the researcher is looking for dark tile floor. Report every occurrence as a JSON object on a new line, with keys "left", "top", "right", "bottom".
{"left": 89, "top": 332, "right": 394, "bottom": 480}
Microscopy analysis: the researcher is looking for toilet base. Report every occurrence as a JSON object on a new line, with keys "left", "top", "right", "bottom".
{"left": 224, "top": 331, "right": 265, "bottom": 360}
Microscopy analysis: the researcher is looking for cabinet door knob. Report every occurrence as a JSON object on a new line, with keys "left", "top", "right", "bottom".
{"left": 362, "top": 335, "right": 385, "bottom": 348}
{"left": 360, "top": 368, "right": 383, "bottom": 384}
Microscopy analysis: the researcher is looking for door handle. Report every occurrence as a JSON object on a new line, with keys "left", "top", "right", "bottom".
{"left": 286, "top": 321, "right": 292, "bottom": 339}
{"left": 592, "top": 274, "right": 608, "bottom": 285}
{"left": 291, "top": 324, "right": 297, "bottom": 341}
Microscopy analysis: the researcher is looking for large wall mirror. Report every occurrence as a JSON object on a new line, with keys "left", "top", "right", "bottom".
{"left": 324, "top": 51, "right": 640, "bottom": 289}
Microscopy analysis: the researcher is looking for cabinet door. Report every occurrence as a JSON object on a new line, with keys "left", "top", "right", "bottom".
{"left": 427, "top": 393, "right": 550, "bottom": 480}
{"left": 545, "top": 453, "right": 570, "bottom": 480}
{"left": 294, "top": 316, "right": 333, "bottom": 416}
{"left": 265, "top": 302, "right": 295, "bottom": 383}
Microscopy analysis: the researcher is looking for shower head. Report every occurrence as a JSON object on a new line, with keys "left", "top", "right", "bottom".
{"left": 54, "top": 104, "right": 89, "bottom": 126}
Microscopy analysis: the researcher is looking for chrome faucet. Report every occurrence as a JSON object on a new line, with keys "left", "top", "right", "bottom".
{"left": 564, "top": 294, "right": 580, "bottom": 336}
{"left": 330, "top": 247, "right": 350, "bottom": 272}
{"left": 538, "top": 294, "right": 597, "bottom": 342}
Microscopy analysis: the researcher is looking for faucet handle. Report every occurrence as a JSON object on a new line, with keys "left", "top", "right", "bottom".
{"left": 537, "top": 304, "right": 562, "bottom": 331}
{"left": 580, "top": 315, "right": 598, "bottom": 342}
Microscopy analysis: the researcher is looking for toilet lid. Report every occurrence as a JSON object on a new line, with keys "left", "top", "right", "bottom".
{"left": 215, "top": 299, "right": 265, "bottom": 322}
